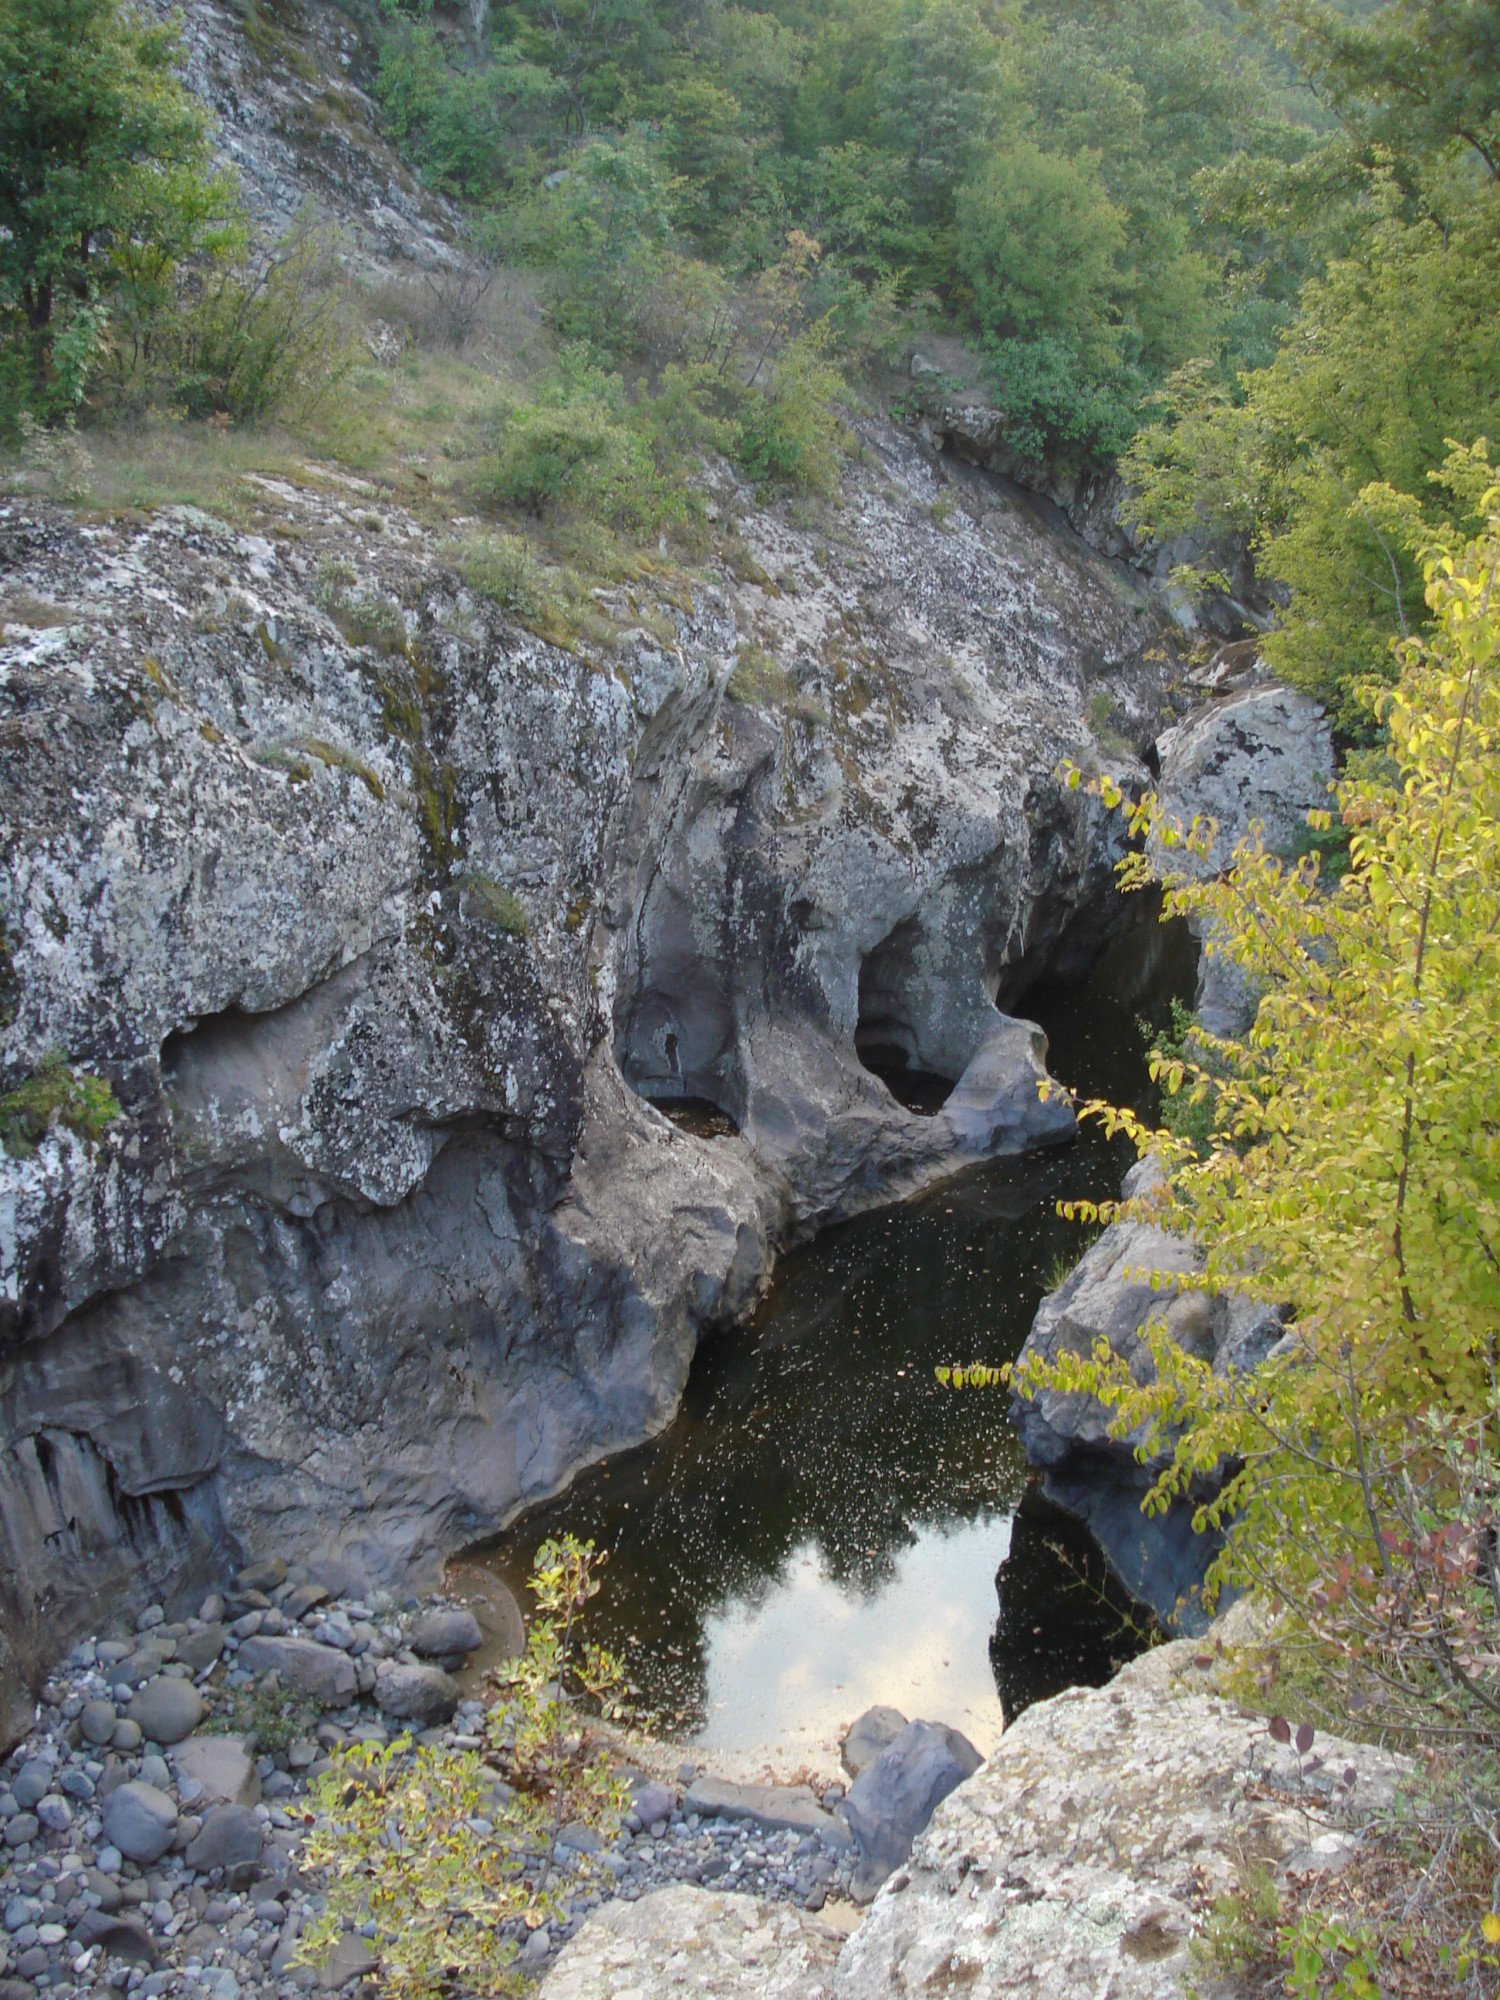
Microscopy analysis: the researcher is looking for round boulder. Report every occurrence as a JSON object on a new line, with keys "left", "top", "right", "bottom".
{"left": 102, "top": 1781, "right": 179, "bottom": 1865}
{"left": 410, "top": 1609, "right": 484, "bottom": 1662}
{"left": 841, "top": 1705, "right": 908, "bottom": 1781}
{"left": 374, "top": 1662, "right": 460, "bottom": 1727}
{"left": 127, "top": 1677, "right": 205, "bottom": 1746}
{"left": 185, "top": 1803, "right": 264, "bottom": 1878}
{"left": 80, "top": 1698, "right": 118, "bottom": 1747}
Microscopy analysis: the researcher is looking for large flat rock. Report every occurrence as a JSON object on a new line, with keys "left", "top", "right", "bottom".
{"left": 540, "top": 1885, "right": 843, "bottom": 2000}
{"left": 684, "top": 1776, "right": 851, "bottom": 1848}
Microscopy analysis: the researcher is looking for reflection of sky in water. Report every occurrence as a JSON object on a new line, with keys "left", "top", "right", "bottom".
{"left": 699, "top": 1518, "right": 1011, "bottom": 1756}
{"left": 475, "top": 909, "right": 1197, "bottom": 1755}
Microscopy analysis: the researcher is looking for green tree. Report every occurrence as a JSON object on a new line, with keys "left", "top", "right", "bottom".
{"left": 0, "top": 0, "right": 227, "bottom": 411}
{"left": 1256, "top": 0, "right": 1500, "bottom": 178}
{"left": 1126, "top": 186, "right": 1500, "bottom": 722}
{"left": 1018, "top": 483, "right": 1500, "bottom": 1757}
{"left": 954, "top": 140, "right": 1126, "bottom": 362}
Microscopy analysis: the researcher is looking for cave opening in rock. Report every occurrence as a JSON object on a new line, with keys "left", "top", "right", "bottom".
{"left": 644, "top": 1095, "right": 741, "bottom": 1139}
{"left": 613, "top": 959, "right": 746, "bottom": 1137}
{"left": 854, "top": 917, "right": 956, "bottom": 1116}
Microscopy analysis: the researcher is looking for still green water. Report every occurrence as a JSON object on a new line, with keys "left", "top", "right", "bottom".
{"left": 478, "top": 907, "right": 1196, "bottom": 1760}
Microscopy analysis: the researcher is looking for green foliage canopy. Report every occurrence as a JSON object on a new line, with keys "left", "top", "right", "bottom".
{"left": 0, "top": 0, "right": 228, "bottom": 409}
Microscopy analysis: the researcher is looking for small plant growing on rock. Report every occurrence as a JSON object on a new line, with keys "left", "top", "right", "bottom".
{"left": 298, "top": 1535, "right": 627, "bottom": 2000}
{"left": 450, "top": 531, "right": 555, "bottom": 624}
{"left": 456, "top": 870, "right": 529, "bottom": 936}
{"left": 204, "top": 1677, "right": 318, "bottom": 1756}
{"left": 0, "top": 1052, "right": 120, "bottom": 1159}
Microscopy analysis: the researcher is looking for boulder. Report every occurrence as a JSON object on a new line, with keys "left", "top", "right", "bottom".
{"left": 683, "top": 1776, "right": 851, "bottom": 1848}
{"left": 540, "top": 1886, "right": 842, "bottom": 2000}
{"left": 828, "top": 1657, "right": 1408, "bottom": 1999}
{"left": 317, "top": 1934, "right": 378, "bottom": 1991}
{"left": 841, "top": 1705, "right": 907, "bottom": 1781}
{"left": 127, "top": 1677, "right": 206, "bottom": 1746}
{"left": 842, "top": 1720, "right": 983, "bottom": 1901}
{"left": 171, "top": 1734, "right": 261, "bottom": 1808}
{"left": 1011, "top": 1156, "right": 1283, "bottom": 1627}
{"left": 409, "top": 1609, "right": 483, "bottom": 1662}
{"left": 628, "top": 1778, "right": 676, "bottom": 1828}
{"left": 236, "top": 1557, "right": 288, "bottom": 1594}
{"left": 70, "top": 1911, "right": 161, "bottom": 1966}
{"left": 80, "top": 1698, "right": 118, "bottom": 1747}
{"left": 1152, "top": 683, "right": 1335, "bottom": 883}
{"left": 175, "top": 1625, "right": 227, "bottom": 1674}
{"left": 101, "top": 1782, "right": 178, "bottom": 1865}
{"left": 235, "top": 1636, "right": 355, "bottom": 1707}
{"left": 185, "top": 1804, "right": 264, "bottom": 1877}
{"left": 373, "top": 1663, "right": 460, "bottom": 1726}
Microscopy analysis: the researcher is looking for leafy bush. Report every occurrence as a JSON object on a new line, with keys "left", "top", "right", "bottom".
{"left": 450, "top": 532, "right": 556, "bottom": 623}
{"left": 0, "top": 1053, "right": 120, "bottom": 1160}
{"left": 161, "top": 222, "right": 351, "bottom": 422}
{"left": 501, "top": 135, "right": 678, "bottom": 359}
{"left": 456, "top": 871, "right": 530, "bottom": 936}
{"left": 484, "top": 362, "right": 682, "bottom": 531}
{"left": 298, "top": 1536, "right": 627, "bottom": 2000}
{"left": 735, "top": 328, "right": 848, "bottom": 495}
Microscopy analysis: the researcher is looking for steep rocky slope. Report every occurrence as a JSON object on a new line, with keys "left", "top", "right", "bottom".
{"left": 0, "top": 389, "right": 1176, "bottom": 1731}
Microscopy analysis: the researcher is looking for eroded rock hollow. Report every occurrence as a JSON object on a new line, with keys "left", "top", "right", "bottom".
{"left": 0, "top": 414, "right": 1180, "bottom": 1735}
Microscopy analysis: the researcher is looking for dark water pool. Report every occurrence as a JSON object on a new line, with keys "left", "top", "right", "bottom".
{"left": 475, "top": 905, "right": 1196, "bottom": 1760}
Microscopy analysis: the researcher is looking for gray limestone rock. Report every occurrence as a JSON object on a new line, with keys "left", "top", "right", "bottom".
{"left": 184, "top": 1803, "right": 264, "bottom": 1877}
{"left": 175, "top": 1626, "right": 226, "bottom": 1674}
{"left": 540, "top": 1886, "right": 842, "bottom": 2000}
{"left": 683, "top": 1777, "right": 851, "bottom": 1848}
{"left": 69, "top": 1911, "right": 160, "bottom": 1967}
{"left": 1152, "top": 683, "right": 1335, "bottom": 883}
{"left": 100, "top": 1782, "right": 178, "bottom": 1865}
{"left": 842, "top": 1720, "right": 983, "bottom": 1902}
{"left": 829, "top": 1658, "right": 1407, "bottom": 2000}
{"left": 1011, "top": 1156, "right": 1282, "bottom": 1627}
{"left": 126, "top": 1677, "right": 205, "bottom": 1746}
{"left": 409, "top": 1609, "right": 483, "bottom": 1661}
{"left": 235, "top": 1636, "right": 355, "bottom": 1707}
{"left": 0, "top": 162, "right": 1176, "bottom": 1733}
{"left": 171, "top": 1735, "right": 261, "bottom": 1808}
{"left": 80, "top": 1698, "right": 118, "bottom": 1747}
{"left": 374, "top": 1662, "right": 460, "bottom": 1727}
{"left": 840, "top": 1706, "right": 907, "bottom": 1781}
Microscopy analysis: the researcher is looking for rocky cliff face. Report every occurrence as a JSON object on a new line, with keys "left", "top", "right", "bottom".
{"left": 0, "top": 388, "right": 1177, "bottom": 1729}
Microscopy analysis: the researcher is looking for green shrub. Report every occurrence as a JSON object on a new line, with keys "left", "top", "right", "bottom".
{"left": 484, "top": 363, "right": 682, "bottom": 532}
{"left": 726, "top": 642, "right": 824, "bottom": 721}
{"left": 157, "top": 222, "right": 351, "bottom": 423}
{"left": 204, "top": 1678, "right": 318, "bottom": 1756}
{"left": 735, "top": 329, "right": 848, "bottom": 495}
{"left": 0, "top": 1053, "right": 121, "bottom": 1159}
{"left": 317, "top": 582, "right": 409, "bottom": 657}
{"left": 298, "top": 1536, "right": 627, "bottom": 2000}
{"left": 451, "top": 532, "right": 555, "bottom": 622}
